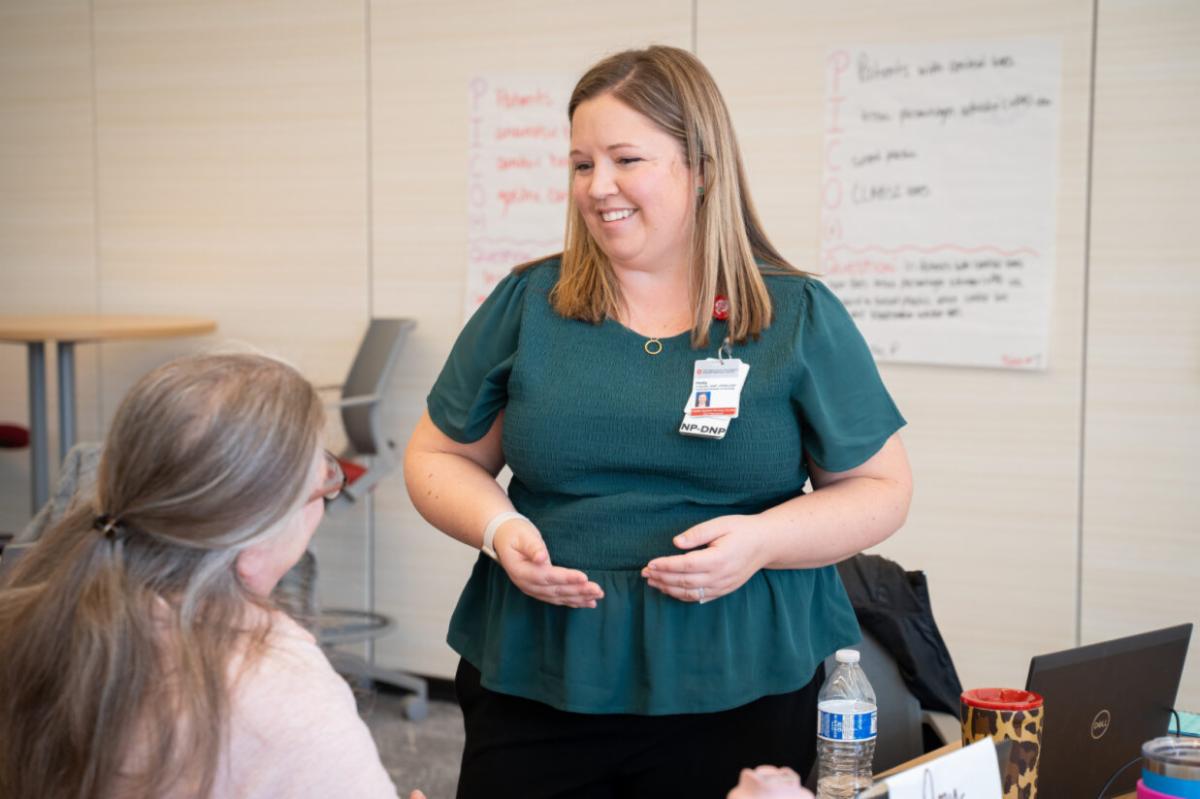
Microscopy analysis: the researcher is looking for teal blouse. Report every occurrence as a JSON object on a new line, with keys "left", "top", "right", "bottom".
{"left": 428, "top": 258, "right": 905, "bottom": 715}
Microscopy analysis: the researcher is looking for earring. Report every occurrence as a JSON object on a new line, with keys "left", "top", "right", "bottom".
{"left": 696, "top": 186, "right": 705, "bottom": 196}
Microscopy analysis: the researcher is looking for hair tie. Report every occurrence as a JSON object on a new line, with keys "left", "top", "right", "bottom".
{"left": 92, "top": 514, "right": 126, "bottom": 541}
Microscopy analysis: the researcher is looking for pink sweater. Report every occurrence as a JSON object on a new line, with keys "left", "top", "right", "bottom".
{"left": 119, "top": 611, "right": 401, "bottom": 798}
{"left": 212, "top": 612, "right": 401, "bottom": 797}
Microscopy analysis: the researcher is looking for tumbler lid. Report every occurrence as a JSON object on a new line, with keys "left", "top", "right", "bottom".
{"left": 961, "top": 687, "right": 1044, "bottom": 711}
{"left": 1142, "top": 735, "right": 1200, "bottom": 777}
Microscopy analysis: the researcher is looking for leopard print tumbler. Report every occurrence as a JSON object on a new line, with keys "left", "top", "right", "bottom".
{"left": 961, "top": 688, "right": 1044, "bottom": 799}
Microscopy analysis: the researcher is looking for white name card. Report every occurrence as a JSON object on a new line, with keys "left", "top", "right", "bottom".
{"left": 884, "top": 738, "right": 1003, "bottom": 799}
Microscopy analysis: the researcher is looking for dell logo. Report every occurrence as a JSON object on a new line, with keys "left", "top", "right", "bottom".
{"left": 1091, "top": 709, "right": 1112, "bottom": 739}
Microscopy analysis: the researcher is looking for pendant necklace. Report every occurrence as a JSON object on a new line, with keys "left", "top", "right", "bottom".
{"left": 641, "top": 295, "right": 729, "bottom": 356}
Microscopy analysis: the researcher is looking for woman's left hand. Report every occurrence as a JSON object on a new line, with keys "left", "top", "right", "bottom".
{"left": 641, "top": 514, "right": 769, "bottom": 603}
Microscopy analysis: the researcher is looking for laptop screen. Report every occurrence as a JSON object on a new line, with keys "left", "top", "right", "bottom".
{"left": 1026, "top": 623, "right": 1192, "bottom": 797}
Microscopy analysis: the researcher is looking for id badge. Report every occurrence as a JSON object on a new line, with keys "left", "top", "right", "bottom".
{"left": 679, "top": 356, "right": 749, "bottom": 440}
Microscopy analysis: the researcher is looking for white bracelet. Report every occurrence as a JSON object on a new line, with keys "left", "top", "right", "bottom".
{"left": 481, "top": 511, "right": 527, "bottom": 561}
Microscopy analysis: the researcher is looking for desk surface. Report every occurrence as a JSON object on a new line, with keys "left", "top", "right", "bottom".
{"left": 0, "top": 314, "right": 216, "bottom": 343}
{"left": 876, "top": 741, "right": 1136, "bottom": 798}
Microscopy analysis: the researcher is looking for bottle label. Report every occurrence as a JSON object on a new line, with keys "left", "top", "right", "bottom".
{"left": 818, "top": 702, "right": 877, "bottom": 742}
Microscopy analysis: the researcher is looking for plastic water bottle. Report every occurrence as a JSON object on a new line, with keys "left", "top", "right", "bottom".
{"left": 816, "top": 649, "right": 877, "bottom": 799}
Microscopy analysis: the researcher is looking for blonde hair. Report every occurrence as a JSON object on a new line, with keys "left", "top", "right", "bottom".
{"left": 0, "top": 353, "right": 324, "bottom": 799}
{"left": 547, "top": 45, "right": 804, "bottom": 348}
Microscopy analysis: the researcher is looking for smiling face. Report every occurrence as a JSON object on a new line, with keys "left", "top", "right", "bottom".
{"left": 569, "top": 93, "right": 697, "bottom": 276}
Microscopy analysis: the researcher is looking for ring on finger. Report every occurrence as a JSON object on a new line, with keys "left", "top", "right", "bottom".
{"left": 697, "top": 586, "right": 709, "bottom": 604}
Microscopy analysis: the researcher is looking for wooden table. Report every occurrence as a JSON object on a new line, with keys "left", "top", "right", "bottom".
{"left": 876, "top": 741, "right": 1136, "bottom": 797}
{"left": 0, "top": 315, "right": 216, "bottom": 513}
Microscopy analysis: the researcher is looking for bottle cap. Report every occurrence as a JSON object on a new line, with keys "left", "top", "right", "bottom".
{"left": 835, "top": 649, "right": 860, "bottom": 664}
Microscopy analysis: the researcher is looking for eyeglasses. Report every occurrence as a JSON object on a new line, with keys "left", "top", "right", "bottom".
{"left": 308, "top": 450, "right": 347, "bottom": 506}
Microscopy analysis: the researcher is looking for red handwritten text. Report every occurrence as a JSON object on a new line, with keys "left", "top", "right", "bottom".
{"left": 495, "top": 124, "right": 565, "bottom": 141}
{"left": 497, "top": 155, "right": 541, "bottom": 170}
{"left": 496, "top": 88, "right": 555, "bottom": 109}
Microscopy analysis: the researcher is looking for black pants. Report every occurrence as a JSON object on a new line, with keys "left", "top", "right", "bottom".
{"left": 454, "top": 659, "right": 824, "bottom": 799}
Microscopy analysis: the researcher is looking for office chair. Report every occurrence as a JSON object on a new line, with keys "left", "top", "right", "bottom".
{"left": 839, "top": 553, "right": 961, "bottom": 773}
{"left": 805, "top": 554, "right": 962, "bottom": 787}
{"left": 320, "top": 318, "right": 414, "bottom": 502}
{"left": 836, "top": 553, "right": 963, "bottom": 719}
{"left": 315, "top": 318, "right": 429, "bottom": 720}
{"left": 850, "top": 629, "right": 923, "bottom": 771}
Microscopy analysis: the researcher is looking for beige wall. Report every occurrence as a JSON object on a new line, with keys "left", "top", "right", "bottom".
{"left": 1, "top": 0, "right": 1196, "bottom": 709}
{"left": 367, "top": 0, "right": 692, "bottom": 674}
{"left": 1083, "top": 0, "right": 1200, "bottom": 696}
{"left": 0, "top": 0, "right": 98, "bottom": 521}
{"left": 698, "top": 0, "right": 1094, "bottom": 703}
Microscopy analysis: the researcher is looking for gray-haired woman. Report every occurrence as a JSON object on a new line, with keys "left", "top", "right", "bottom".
{"left": 0, "top": 353, "right": 420, "bottom": 799}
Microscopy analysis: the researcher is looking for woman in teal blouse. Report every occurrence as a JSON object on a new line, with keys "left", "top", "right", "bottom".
{"left": 405, "top": 46, "right": 912, "bottom": 798}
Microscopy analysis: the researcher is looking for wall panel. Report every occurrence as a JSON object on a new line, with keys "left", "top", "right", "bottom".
{"left": 1085, "top": 0, "right": 1200, "bottom": 709}
{"left": 369, "top": 0, "right": 693, "bottom": 677}
{"left": 0, "top": 0, "right": 98, "bottom": 532}
{"left": 698, "top": 0, "right": 1094, "bottom": 694}
{"left": 90, "top": 0, "right": 372, "bottom": 599}
{"left": 92, "top": 0, "right": 370, "bottom": 374}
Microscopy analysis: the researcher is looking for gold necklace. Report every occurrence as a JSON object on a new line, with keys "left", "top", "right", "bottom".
{"left": 624, "top": 307, "right": 687, "bottom": 356}
{"left": 636, "top": 295, "right": 729, "bottom": 356}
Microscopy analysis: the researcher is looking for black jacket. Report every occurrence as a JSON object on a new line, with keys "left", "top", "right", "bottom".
{"left": 837, "top": 553, "right": 963, "bottom": 715}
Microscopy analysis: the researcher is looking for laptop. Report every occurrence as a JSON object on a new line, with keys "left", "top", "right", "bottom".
{"left": 1025, "top": 623, "right": 1193, "bottom": 797}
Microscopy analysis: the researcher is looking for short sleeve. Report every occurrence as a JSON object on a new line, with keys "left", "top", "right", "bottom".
{"left": 427, "top": 269, "right": 529, "bottom": 443}
{"left": 792, "top": 279, "right": 906, "bottom": 472}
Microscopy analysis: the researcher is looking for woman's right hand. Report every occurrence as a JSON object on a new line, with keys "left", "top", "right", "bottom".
{"left": 493, "top": 518, "right": 604, "bottom": 608}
